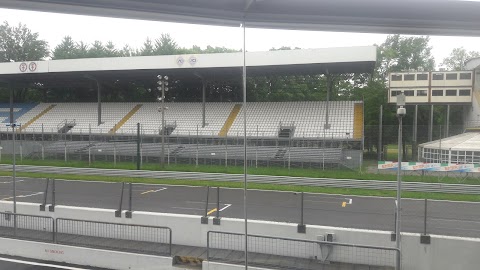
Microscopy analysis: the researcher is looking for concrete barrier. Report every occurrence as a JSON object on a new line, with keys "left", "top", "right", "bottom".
{"left": 0, "top": 237, "right": 174, "bottom": 270}
{"left": 203, "top": 261, "right": 271, "bottom": 270}
{"left": 0, "top": 201, "right": 479, "bottom": 270}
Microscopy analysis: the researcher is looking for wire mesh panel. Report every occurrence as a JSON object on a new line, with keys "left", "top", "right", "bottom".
{"left": 0, "top": 212, "right": 54, "bottom": 242}
{"left": 56, "top": 218, "right": 172, "bottom": 255}
{"left": 207, "top": 231, "right": 398, "bottom": 270}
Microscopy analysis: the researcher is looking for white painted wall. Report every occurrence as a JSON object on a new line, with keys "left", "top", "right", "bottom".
{"left": 0, "top": 237, "right": 174, "bottom": 270}
{"left": 0, "top": 201, "right": 479, "bottom": 270}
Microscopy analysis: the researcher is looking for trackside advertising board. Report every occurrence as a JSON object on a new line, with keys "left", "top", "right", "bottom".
{"left": 378, "top": 161, "right": 480, "bottom": 172}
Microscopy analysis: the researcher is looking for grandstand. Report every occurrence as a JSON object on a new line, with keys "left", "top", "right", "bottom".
{"left": 2, "top": 101, "right": 363, "bottom": 141}
{"left": 0, "top": 48, "right": 375, "bottom": 169}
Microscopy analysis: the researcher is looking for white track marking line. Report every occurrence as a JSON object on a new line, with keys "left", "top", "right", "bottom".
{"left": 0, "top": 256, "right": 92, "bottom": 270}
{"left": 2, "top": 192, "right": 44, "bottom": 201}
{"left": 0, "top": 180, "right": 24, "bottom": 184}
{"left": 171, "top": 207, "right": 204, "bottom": 211}
{"left": 140, "top": 188, "right": 167, "bottom": 195}
{"left": 219, "top": 204, "right": 232, "bottom": 212}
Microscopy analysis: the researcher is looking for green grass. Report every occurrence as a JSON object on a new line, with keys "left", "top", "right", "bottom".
{"left": 1, "top": 157, "right": 479, "bottom": 202}
{"left": 0, "top": 170, "right": 478, "bottom": 202}
{"left": 1, "top": 157, "right": 479, "bottom": 185}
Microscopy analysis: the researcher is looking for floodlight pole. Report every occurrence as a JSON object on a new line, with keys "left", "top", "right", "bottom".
{"left": 395, "top": 94, "right": 406, "bottom": 270}
{"left": 242, "top": 18, "right": 249, "bottom": 270}
{"left": 161, "top": 80, "right": 165, "bottom": 167}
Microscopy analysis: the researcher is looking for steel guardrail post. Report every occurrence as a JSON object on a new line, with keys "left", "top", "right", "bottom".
{"left": 115, "top": 182, "right": 125, "bottom": 217}
{"left": 201, "top": 186, "right": 209, "bottom": 224}
{"left": 298, "top": 192, "right": 306, "bottom": 233}
{"left": 40, "top": 178, "right": 49, "bottom": 211}
{"left": 213, "top": 187, "right": 221, "bottom": 225}
{"left": 49, "top": 179, "right": 55, "bottom": 212}
{"left": 126, "top": 182, "right": 132, "bottom": 218}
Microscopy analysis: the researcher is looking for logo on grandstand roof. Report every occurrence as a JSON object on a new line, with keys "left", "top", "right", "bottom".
{"left": 29, "top": 62, "right": 37, "bottom": 72}
{"left": 19, "top": 62, "right": 27, "bottom": 72}
{"left": 176, "top": 56, "right": 185, "bottom": 66}
{"left": 189, "top": 56, "right": 197, "bottom": 66}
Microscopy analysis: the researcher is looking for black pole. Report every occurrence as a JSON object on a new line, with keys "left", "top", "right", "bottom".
{"left": 201, "top": 186, "right": 210, "bottom": 224}
{"left": 424, "top": 199, "right": 427, "bottom": 235}
{"left": 115, "top": 182, "right": 125, "bottom": 217}
{"left": 49, "top": 179, "right": 55, "bottom": 212}
{"left": 126, "top": 182, "right": 133, "bottom": 218}
{"left": 297, "top": 192, "right": 306, "bottom": 233}
{"left": 137, "top": 123, "right": 140, "bottom": 170}
{"left": 213, "top": 187, "right": 221, "bottom": 225}
{"left": 216, "top": 187, "right": 220, "bottom": 218}
{"left": 40, "top": 178, "right": 49, "bottom": 211}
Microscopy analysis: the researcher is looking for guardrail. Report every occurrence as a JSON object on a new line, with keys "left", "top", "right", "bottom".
{"left": 56, "top": 218, "right": 172, "bottom": 256}
{"left": 1, "top": 164, "right": 480, "bottom": 194}
{"left": 0, "top": 212, "right": 54, "bottom": 242}
{"left": 207, "top": 231, "right": 399, "bottom": 270}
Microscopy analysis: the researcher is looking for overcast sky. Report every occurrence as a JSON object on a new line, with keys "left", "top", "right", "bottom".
{"left": 1, "top": 7, "right": 480, "bottom": 67}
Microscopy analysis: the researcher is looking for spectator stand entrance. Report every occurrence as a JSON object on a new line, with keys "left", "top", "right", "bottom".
{"left": 0, "top": 47, "right": 375, "bottom": 169}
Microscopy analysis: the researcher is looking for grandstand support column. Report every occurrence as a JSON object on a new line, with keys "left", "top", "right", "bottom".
{"left": 446, "top": 104, "right": 450, "bottom": 137}
{"left": 97, "top": 80, "right": 102, "bottom": 126}
{"left": 9, "top": 83, "right": 14, "bottom": 124}
{"left": 412, "top": 105, "right": 418, "bottom": 161}
{"left": 137, "top": 123, "right": 141, "bottom": 170}
{"left": 324, "top": 73, "right": 332, "bottom": 130}
{"left": 202, "top": 79, "right": 207, "bottom": 128}
{"left": 378, "top": 105, "right": 383, "bottom": 161}
{"left": 428, "top": 105, "right": 434, "bottom": 142}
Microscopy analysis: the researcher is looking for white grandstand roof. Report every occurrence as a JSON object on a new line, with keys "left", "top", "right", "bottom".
{"left": 0, "top": 47, "right": 376, "bottom": 84}
{"left": 1, "top": 0, "right": 480, "bottom": 36}
{"left": 465, "top": 57, "right": 480, "bottom": 70}
{"left": 419, "top": 132, "right": 480, "bottom": 151}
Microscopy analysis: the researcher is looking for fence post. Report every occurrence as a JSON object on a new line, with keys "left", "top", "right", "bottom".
{"left": 49, "top": 179, "right": 55, "bottom": 212}
{"left": 40, "top": 178, "right": 49, "bottom": 211}
{"left": 213, "top": 187, "right": 221, "bottom": 225}
{"left": 297, "top": 192, "right": 306, "bottom": 233}
{"left": 126, "top": 182, "right": 133, "bottom": 218}
{"left": 115, "top": 182, "right": 125, "bottom": 218}
{"left": 201, "top": 186, "right": 210, "bottom": 224}
{"left": 420, "top": 198, "right": 431, "bottom": 244}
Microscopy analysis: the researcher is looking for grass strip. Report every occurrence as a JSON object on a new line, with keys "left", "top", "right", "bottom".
{"left": 0, "top": 170, "right": 479, "bottom": 202}
{"left": 1, "top": 158, "right": 479, "bottom": 185}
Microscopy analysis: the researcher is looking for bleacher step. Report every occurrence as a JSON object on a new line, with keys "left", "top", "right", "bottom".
{"left": 109, "top": 104, "right": 143, "bottom": 134}
{"left": 219, "top": 104, "right": 242, "bottom": 137}
{"left": 19, "top": 104, "right": 56, "bottom": 132}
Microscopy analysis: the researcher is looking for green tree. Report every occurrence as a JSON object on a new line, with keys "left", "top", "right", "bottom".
{"left": 52, "top": 36, "right": 78, "bottom": 59}
{"left": 376, "top": 35, "right": 435, "bottom": 80}
{"left": 154, "top": 34, "right": 178, "bottom": 55}
{"left": 441, "top": 47, "right": 480, "bottom": 71}
{"left": 0, "top": 21, "right": 49, "bottom": 62}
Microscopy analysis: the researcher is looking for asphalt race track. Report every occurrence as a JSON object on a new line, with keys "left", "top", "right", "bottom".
{"left": 0, "top": 176, "right": 479, "bottom": 238}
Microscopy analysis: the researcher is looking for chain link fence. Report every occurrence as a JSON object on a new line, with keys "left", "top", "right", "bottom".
{"left": 207, "top": 231, "right": 398, "bottom": 270}
{"left": 0, "top": 125, "right": 364, "bottom": 170}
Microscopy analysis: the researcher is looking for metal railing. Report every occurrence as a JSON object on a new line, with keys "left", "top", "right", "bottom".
{"left": 2, "top": 164, "right": 480, "bottom": 194}
{"left": 207, "top": 231, "right": 399, "bottom": 270}
{"left": 55, "top": 218, "right": 172, "bottom": 256}
{"left": 0, "top": 212, "right": 54, "bottom": 242}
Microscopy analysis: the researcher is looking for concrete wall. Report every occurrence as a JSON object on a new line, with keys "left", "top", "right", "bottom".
{"left": 0, "top": 237, "right": 174, "bottom": 270}
{"left": 0, "top": 201, "right": 479, "bottom": 270}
